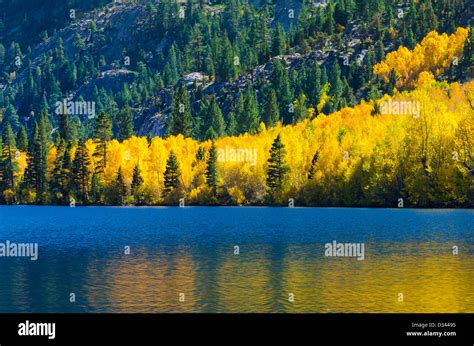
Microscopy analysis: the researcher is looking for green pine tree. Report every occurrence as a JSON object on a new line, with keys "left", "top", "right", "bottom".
{"left": 51, "top": 140, "right": 66, "bottom": 203}
{"left": 59, "top": 111, "right": 69, "bottom": 142}
{"left": 307, "top": 61, "right": 322, "bottom": 106}
{"left": 131, "top": 164, "right": 144, "bottom": 205}
{"left": 293, "top": 93, "right": 308, "bottom": 123}
{"left": 329, "top": 60, "right": 343, "bottom": 108}
{"left": 206, "top": 142, "right": 219, "bottom": 196}
{"left": 115, "top": 166, "right": 129, "bottom": 205}
{"left": 16, "top": 125, "right": 28, "bottom": 152}
{"left": 4, "top": 104, "right": 20, "bottom": 131}
{"left": 72, "top": 139, "right": 91, "bottom": 204}
{"left": 271, "top": 59, "right": 293, "bottom": 122}
{"left": 1, "top": 123, "right": 18, "bottom": 203}
{"left": 266, "top": 134, "right": 290, "bottom": 193}
{"left": 163, "top": 150, "right": 181, "bottom": 194}
{"left": 308, "top": 151, "right": 320, "bottom": 180}
{"left": 195, "top": 146, "right": 206, "bottom": 162}
{"left": 263, "top": 88, "right": 280, "bottom": 127}
{"left": 457, "top": 27, "right": 473, "bottom": 81}
{"left": 226, "top": 112, "right": 237, "bottom": 137}
{"left": 93, "top": 111, "right": 112, "bottom": 174}
{"left": 271, "top": 23, "right": 286, "bottom": 56}
{"left": 90, "top": 173, "right": 103, "bottom": 205}
{"left": 50, "top": 140, "right": 72, "bottom": 204}
{"left": 117, "top": 106, "right": 134, "bottom": 141}
{"left": 167, "top": 83, "right": 193, "bottom": 137}
{"left": 204, "top": 95, "right": 225, "bottom": 139}
{"left": 238, "top": 86, "right": 260, "bottom": 134}
{"left": 32, "top": 112, "right": 50, "bottom": 203}
{"left": 233, "top": 92, "right": 245, "bottom": 133}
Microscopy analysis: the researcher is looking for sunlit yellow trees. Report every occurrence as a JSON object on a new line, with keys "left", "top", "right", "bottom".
{"left": 12, "top": 78, "right": 470, "bottom": 207}
{"left": 374, "top": 28, "right": 468, "bottom": 89}
{"left": 10, "top": 30, "right": 474, "bottom": 207}
{"left": 12, "top": 78, "right": 473, "bottom": 207}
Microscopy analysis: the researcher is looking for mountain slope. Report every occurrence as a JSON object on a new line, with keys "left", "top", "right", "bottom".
{"left": 1, "top": 0, "right": 471, "bottom": 139}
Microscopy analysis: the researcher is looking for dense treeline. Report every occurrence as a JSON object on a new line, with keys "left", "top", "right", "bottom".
{"left": 1, "top": 78, "right": 472, "bottom": 207}
{"left": 0, "top": 0, "right": 472, "bottom": 207}
{"left": 0, "top": 29, "right": 472, "bottom": 206}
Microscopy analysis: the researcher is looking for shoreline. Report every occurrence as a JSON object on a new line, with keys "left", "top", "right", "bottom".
{"left": 1, "top": 204, "right": 473, "bottom": 210}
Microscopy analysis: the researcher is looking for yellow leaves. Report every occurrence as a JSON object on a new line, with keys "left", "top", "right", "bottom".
{"left": 374, "top": 46, "right": 412, "bottom": 81}
{"left": 317, "top": 83, "right": 330, "bottom": 113}
{"left": 374, "top": 28, "right": 468, "bottom": 89}
{"left": 17, "top": 152, "right": 27, "bottom": 175}
{"left": 85, "top": 139, "right": 95, "bottom": 163}
{"left": 2, "top": 189, "right": 15, "bottom": 204}
{"left": 463, "top": 82, "right": 474, "bottom": 110}
{"left": 47, "top": 146, "right": 57, "bottom": 179}
{"left": 336, "top": 24, "right": 345, "bottom": 32}
{"left": 16, "top": 78, "right": 473, "bottom": 205}
{"left": 388, "top": 27, "right": 397, "bottom": 39}
{"left": 227, "top": 186, "right": 245, "bottom": 205}
{"left": 187, "top": 185, "right": 214, "bottom": 204}
{"left": 415, "top": 71, "right": 436, "bottom": 88}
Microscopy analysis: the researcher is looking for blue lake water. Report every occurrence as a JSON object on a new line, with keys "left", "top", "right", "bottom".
{"left": 0, "top": 206, "right": 473, "bottom": 312}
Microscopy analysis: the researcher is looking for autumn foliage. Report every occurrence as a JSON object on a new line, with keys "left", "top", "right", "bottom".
{"left": 12, "top": 79, "right": 471, "bottom": 207}
{"left": 8, "top": 29, "right": 474, "bottom": 207}
{"left": 374, "top": 28, "right": 468, "bottom": 89}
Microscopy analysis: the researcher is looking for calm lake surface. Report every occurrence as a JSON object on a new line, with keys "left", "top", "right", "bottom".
{"left": 0, "top": 206, "right": 473, "bottom": 313}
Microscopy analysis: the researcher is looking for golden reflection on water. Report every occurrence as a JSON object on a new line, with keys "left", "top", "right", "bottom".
{"left": 83, "top": 242, "right": 474, "bottom": 313}
{"left": 216, "top": 246, "right": 274, "bottom": 312}
{"left": 86, "top": 246, "right": 199, "bottom": 312}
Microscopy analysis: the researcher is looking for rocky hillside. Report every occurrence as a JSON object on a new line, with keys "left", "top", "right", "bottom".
{"left": 0, "top": 0, "right": 472, "bottom": 139}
